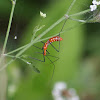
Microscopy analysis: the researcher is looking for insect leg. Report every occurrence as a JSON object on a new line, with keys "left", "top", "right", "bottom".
{"left": 33, "top": 45, "right": 43, "bottom": 50}
{"left": 58, "top": 19, "right": 67, "bottom": 51}
{"left": 46, "top": 54, "right": 59, "bottom": 64}
{"left": 46, "top": 56, "right": 55, "bottom": 82}
{"left": 33, "top": 45, "right": 50, "bottom": 54}
{"left": 28, "top": 48, "right": 45, "bottom": 62}
{"left": 49, "top": 43, "right": 60, "bottom": 52}
{"left": 28, "top": 55, "right": 45, "bottom": 62}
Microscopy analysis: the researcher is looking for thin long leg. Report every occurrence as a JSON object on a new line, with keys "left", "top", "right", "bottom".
{"left": 46, "top": 54, "right": 59, "bottom": 64}
{"left": 36, "top": 52, "right": 59, "bottom": 59}
{"left": 57, "top": 19, "right": 68, "bottom": 52}
{"left": 49, "top": 43, "right": 60, "bottom": 52}
{"left": 40, "top": 41, "right": 45, "bottom": 44}
{"left": 28, "top": 55, "right": 45, "bottom": 62}
{"left": 33, "top": 45, "right": 42, "bottom": 50}
{"left": 33, "top": 45, "right": 50, "bottom": 54}
{"left": 46, "top": 56, "right": 55, "bottom": 82}
{"left": 28, "top": 49, "right": 45, "bottom": 62}
{"left": 48, "top": 20, "right": 67, "bottom": 52}
{"left": 32, "top": 52, "right": 59, "bottom": 63}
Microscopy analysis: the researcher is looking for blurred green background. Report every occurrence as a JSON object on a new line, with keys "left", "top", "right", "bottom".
{"left": 0, "top": 0, "right": 100, "bottom": 100}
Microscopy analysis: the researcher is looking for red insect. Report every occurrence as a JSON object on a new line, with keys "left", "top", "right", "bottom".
{"left": 29, "top": 19, "right": 67, "bottom": 76}
{"left": 43, "top": 36, "right": 63, "bottom": 56}
{"left": 28, "top": 20, "right": 67, "bottom": 83}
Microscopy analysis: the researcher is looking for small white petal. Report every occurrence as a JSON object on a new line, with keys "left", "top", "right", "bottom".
{"left": 90, "top": 5, "right": 97, "bottom": 11}
{"left": 52, "top": 82, "right": 67, "bottom": 100}
{"left": 53, "top": 82, "right": 67, "bottom": 91}
{"left": 14, "top": 36, "right": 17, "bottom": 39}
{"left": 12, "top": 0, "right": 16, "bottom": 5}
{"left": 96, "top": 1, "right": 100, "bottom": 5}
{"left": 93, "top": 5, "right": 97, "bottom": 10}
{"left": 40, "top": 11, "right": 46, "bottom": 18}
{"left": 52, "top": 88, "right": 62, "bottom": 97}
{"left": 27, "top": 62, "right": 31, "bottom": 65}
{"left": 92, "top": 0, "right": 97, "bottom": 5}
{"left": 99, "top": 1, "right": 100, "bottom": 5}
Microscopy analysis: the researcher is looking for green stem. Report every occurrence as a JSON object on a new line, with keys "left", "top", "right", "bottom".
{"left": 37, "top": 22, "right": 85, "bottom": 42}
{"left": 69, "top": 9, "right": 90, "bottom": 17}
{"left": 66, "top": 0, "right": 76, "bottom": 15}
{"left": 6, "top": 43, "right": 29, "bottom": 55}
{"left": 2, "top": 0, "right": 16, "bottom": 54}
{"left": 0, "top": 59, "right": 14, "bottom": 71}
{"left": 2, "top": 54, "right": 20, "bottom": 59}
{"left": 69, "top": 18, "right": 86, "bottom": 23}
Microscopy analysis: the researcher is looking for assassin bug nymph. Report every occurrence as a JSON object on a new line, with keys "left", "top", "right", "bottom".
{"left": 28, "top": 19, "right": 67, "bottom": 78}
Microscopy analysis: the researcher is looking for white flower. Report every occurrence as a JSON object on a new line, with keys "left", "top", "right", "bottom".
{"left": 92, "top": 0, "right": 97, "bottom": 5}
{"left": 92, "top": 0, "right": 100, "bottom": 5}
{"left": 90, "top": 0, "right": 100, "bottom": 11}
{"left": 52, "top": 82, "right": 80, "bottom": 100}
{"left": 14, "top": 36, "right": 17, "bottom": 39}
{"left": 27, "top": 62, "right": 31, "bottom": 65}
{"left": 40, "top": 11, "right": 46, "bottom": 18}
{"left": 90, "top": 5, "right": 97, "bottom": 11}
{"left": 53, "top": 82, "right": 67, "bottom": 91}
{"left": 96, "top": 1, "right": 100, "bottom": 5}
{"left": 52, "top": 82, "right": 67, "bottom": 100}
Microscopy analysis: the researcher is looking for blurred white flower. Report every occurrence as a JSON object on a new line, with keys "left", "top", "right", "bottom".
{"left": 52, "top": 82, "right": 67, "bottom": 100}
{"left": 90, "top": 0, "right": 100, "bottom": 11}
{"left": 53, "top": 82, "right": 67, "bottom": 91}
{"left": 8, "top": 84, "right": 16, "bottom": 97}
{"left": 92, "top": 0, "right": 97, "bottom": 5}
{"left": 90, "top": 5, "right": 97, "bottom": 11}
{"left": 52, "top": 82, "right": 80, "bottom": 100}
{"left": 92, "top": 0, "right": 100, "bottom": 5}
{"left": 40, "top": 11, "right": 46, "bottom": 18}
{"left": 68, "top": 88, "right": 79, "bottom": 100}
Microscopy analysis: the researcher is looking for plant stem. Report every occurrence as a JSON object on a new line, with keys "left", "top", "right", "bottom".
{"left": 38, "top": 22, "right": 85, "bottom": 42}
{"left": 2, "top": 0, "right": 16, "bottom": 54}
{"left": 69, "top": 9, "right": 90, "bottom": 17}
{"left": 66, "top": 0, "right": 76, "bottom": 15}
{"left": 6, "top": 43, "right": 29, "bottom": 55}
{"left": 0, "top": 60, "right": 14, "bottom": 71}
